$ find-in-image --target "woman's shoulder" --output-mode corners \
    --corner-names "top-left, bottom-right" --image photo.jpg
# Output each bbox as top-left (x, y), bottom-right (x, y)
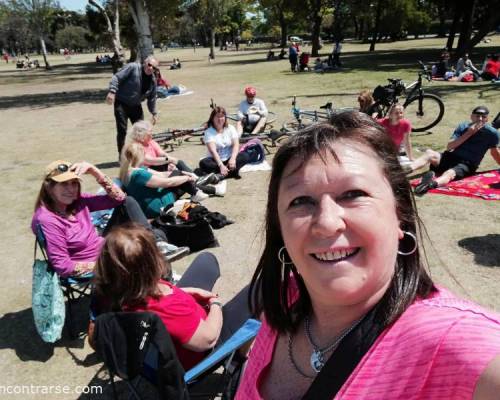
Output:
top-left (399, 287), bottom-right (500, 343)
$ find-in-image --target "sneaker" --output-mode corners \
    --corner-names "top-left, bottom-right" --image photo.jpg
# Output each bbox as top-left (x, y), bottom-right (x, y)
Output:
top-left (414, 171), bottom-right (436, 195)
top-left (196, 173), bottom-right (216, 186)
top-left (214, 180), bottom-right (227, 196)
top-left (191, 190), bottom-right (210, 202)
top-left (165, 246), bottom-right (190, 263)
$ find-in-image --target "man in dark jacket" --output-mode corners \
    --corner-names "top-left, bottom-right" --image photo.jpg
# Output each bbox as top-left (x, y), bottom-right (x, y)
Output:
top-left (106, 56), bottom-right (159, 155)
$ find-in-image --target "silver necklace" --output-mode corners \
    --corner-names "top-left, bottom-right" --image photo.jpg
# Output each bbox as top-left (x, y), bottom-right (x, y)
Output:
top-left (305, 316), bottom-right (363, 373)
top-left (287, 332), bottom-right (315, 379)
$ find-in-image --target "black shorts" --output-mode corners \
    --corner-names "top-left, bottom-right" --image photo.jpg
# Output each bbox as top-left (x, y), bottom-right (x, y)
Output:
top-left (431, 151), bottom-right (477, 180)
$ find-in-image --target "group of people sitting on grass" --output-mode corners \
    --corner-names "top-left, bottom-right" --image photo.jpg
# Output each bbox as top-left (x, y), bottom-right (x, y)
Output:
top-left (432, 49), bottom-right (500, 82)
top-left (356, 89), bottom-right (500, 195)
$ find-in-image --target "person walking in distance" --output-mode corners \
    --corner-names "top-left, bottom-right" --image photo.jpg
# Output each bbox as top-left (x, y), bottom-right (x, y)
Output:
top-left (106, 55), bottom-right (159, 157)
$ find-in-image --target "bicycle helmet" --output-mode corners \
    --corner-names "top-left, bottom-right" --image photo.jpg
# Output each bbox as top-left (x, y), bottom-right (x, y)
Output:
top-left (244, 86), bottom-right (257, 97)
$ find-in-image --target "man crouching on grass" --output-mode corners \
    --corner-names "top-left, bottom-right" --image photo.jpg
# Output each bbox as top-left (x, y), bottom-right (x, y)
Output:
top-left (410, 105), bottom-right (500, 195)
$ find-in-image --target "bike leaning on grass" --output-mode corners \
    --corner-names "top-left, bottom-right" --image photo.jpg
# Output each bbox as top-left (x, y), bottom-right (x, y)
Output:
top-left (373, 61), bottom-right (445, 133)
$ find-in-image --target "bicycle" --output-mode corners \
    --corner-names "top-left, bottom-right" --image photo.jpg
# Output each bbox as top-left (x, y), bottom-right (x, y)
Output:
top-left (152, 126), bottom-right (205, 151)
top-left (373, 61), bottom-right (445, 133)
top-left (281, 96), bottom-right (356, 132)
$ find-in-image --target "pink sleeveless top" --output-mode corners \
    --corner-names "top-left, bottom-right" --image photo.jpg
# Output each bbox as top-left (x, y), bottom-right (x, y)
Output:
top-left (236, 287), bottom-right (500, 399)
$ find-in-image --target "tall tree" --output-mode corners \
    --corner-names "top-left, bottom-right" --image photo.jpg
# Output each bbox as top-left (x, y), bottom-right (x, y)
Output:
top-left (127, 0), bottom-right (153, 60)
top-left (88, 0), bottom-right (125, 71)
top-left (8, 0), bottom-right (60, 69)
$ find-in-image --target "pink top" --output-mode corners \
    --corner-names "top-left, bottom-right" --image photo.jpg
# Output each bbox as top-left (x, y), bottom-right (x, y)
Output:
top-left (32, 193), bottom-right (122, 277)
top-left (377, 118), bottom-right (412, 147)
top-left (128, 281), bottom-right (208, 370)
top-left (143, 140), bottom-right (163, 166)
top-left (236, 287), bottom-right (500, 399)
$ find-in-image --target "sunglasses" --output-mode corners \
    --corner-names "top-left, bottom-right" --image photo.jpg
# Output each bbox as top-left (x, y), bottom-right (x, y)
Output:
top-left (147, 62), bottom-right (158, 70)
top-left (47, 163), bottom-right (71, 178)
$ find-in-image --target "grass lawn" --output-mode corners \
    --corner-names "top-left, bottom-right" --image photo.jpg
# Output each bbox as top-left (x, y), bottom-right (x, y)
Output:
top-left (0, 35), bottom-right (499, 397)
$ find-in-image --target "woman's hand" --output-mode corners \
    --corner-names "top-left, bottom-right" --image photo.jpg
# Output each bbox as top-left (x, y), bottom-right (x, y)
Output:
top-left (182, 287), bottom-right (218, 302)
top-left (219, 163), bottom-right (229, 176)
top-left (228, 157), bottom-right (236, 170)
top-left (70, 162), bottom-right (98, 177)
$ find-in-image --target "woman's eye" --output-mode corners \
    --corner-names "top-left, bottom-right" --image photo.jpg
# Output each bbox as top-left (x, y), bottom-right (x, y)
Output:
top-left (289, 196), bottom-right (314, 208)
top-left (340, 190), bottom-right (367, 200)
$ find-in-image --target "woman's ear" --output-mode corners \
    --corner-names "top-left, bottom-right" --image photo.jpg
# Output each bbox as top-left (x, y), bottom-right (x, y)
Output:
top-left (398, 226), bottom-right (404, 240)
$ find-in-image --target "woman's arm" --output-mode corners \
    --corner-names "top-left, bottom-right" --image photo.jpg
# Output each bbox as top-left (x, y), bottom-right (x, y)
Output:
top-left (183, 298), bottom-right (223, 352)
top-left (228, 137), bottom-right (240, 170)
top-left (71, 162), bottom-right (126, 203)
top-left (146, 171), bottom-right (194, 188)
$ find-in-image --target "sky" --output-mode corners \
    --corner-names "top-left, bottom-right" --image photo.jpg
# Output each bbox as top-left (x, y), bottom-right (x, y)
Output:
top-left (58, 0), bottom-right (89, 12)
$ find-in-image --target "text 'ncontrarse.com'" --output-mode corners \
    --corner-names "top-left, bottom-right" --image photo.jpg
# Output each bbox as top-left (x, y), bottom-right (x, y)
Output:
top-left (0, 385), bottom-right (103, 395)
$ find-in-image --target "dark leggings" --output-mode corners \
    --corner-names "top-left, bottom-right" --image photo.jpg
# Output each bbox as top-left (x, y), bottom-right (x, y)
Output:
top-left (176, 252), bottom-right (252, 345)
top-left (150, 160), bottom-right (194, 174)
top-left (169, 169), bottom-right (197, 196)
top-left (199, 152), bottom-right (251, 178)
top-left (103, 196), bottom-right (167, 241)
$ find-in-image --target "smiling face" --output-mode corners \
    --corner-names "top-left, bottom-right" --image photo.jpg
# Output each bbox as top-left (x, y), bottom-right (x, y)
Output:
top-left (277, 140), bottom-right (403, 310)
top-left (49, 179), bottom-right (80, 211)
top-left (388, 105), bottom-right (404, 124)
top-left (212, 111), bottom-right (227, 131)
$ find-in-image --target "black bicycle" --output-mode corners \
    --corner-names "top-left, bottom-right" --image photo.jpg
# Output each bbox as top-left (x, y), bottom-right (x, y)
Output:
top-left (152, 126), bottom-right (205, 150)
top-left (373, 61), bottom-right (445, 133)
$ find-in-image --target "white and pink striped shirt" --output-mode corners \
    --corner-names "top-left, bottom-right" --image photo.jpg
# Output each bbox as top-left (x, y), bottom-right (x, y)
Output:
top-left (236, 287), bottom-right (500, 399)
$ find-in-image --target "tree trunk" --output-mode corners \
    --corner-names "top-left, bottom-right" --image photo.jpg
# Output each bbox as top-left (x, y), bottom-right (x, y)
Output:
top-left (209, 28), bottom-right (215, 60)
top-left (310, 0), bottom-right (323, 57)
top-left (370, 0), bottom-right (383, 51)
top-left (279, 11), bottom-right (288, 48)
top-left (128, 0), bottom-right (153, 61)
top-left (456, 0), bottom-right (476, 52)
top-left (39, 36), bottom-right (51, 70)
top-left (88, 0), bottom-right (125, 73)
top-left (456, 2), bottom-right (499, 56)
top-left (446, 5), bottom-right (462, 50)
top-left (436, 3), bottom-right (447, 37)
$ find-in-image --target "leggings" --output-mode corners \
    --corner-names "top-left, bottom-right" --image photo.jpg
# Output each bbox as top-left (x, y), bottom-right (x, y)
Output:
top-left (150, 160), bottom-right (194, 174)
top-left (176, 252), bottom-right (252, 346)
top-left (199, 152), bottom-right (251, 178)
top-left (103, 196), bottom-right (167, 241)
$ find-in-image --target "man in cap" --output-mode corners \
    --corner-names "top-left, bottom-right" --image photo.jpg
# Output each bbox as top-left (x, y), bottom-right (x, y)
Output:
top-left (106, 55), bottom-right (159, 156)
top-left (413, 105), bottom-right (500, 195)
top-left (236, 86), bottom-right (268, 136)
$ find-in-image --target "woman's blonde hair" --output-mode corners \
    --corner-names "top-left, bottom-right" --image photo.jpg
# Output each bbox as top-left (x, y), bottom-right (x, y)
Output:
top-left (119, 141), bottom-right (145, 184)
top-left (128, 120), bottom-right (153, 144)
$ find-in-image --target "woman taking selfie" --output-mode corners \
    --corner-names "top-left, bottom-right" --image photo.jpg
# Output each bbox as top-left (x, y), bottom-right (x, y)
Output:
top-left (237, 113), bottom-right (500, 399)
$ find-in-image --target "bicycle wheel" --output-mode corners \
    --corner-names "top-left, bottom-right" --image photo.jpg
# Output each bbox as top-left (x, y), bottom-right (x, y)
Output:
top-left (404, 94), bottom-right (445, 132)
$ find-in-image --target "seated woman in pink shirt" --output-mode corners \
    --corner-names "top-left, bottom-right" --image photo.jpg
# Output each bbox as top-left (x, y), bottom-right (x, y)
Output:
top-left (237, 113), bottom-right (500, 399)
top-left (31, 160), bottom-right (127, 277)
top-left (128, 119), bottom-right (196, 174)
top-left (377, 104), bottom-right (413, 163)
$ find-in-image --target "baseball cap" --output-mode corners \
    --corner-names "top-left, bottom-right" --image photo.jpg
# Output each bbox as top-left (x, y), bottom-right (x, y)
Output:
top-left (45, 160), bottom-right (80, 182)
top-left (244, 86), bottom-right (256, 97)
top-left (472, 106), bottom-right (489, 115)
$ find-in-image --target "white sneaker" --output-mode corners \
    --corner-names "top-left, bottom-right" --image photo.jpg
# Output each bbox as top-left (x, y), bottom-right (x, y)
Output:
top-left (214, 180), bottom-right (227, 196)
top-left (191, 190), bottom-right (210, 202)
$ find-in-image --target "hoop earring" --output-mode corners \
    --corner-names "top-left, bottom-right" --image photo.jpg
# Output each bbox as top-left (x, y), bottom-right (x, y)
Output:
top-left (278, 246), bottom-right (294, 265)
top-left (398, 231), bottom-right (417, 256)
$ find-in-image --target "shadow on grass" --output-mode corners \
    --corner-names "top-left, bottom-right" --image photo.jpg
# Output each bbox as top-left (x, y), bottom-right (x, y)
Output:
top-left (0, 297), bottom-right (91, 362)
top-left (0, 88), bottom-right (108, 110)
top-left (458, 234), bottom-right (500, 267)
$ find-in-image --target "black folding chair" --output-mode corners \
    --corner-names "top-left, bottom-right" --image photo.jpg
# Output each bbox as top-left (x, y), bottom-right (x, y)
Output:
top-left (94, 311), bottom-right (261, 400)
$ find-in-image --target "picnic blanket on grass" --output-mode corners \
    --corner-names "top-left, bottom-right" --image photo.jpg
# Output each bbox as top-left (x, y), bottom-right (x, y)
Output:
top-left (411, 169), bottom-right (500, 200)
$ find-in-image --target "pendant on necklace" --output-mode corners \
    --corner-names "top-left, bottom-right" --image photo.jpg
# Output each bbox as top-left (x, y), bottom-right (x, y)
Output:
top-left (310, 350), bottom-right (324, 373)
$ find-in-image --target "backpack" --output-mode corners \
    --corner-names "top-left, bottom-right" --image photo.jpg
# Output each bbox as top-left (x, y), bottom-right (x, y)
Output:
top-left (240, 138), bottom-right (266, 164)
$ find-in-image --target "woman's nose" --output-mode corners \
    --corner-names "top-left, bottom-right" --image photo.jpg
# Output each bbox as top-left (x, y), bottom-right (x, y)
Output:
top-left (311, 197), bottom-right (346, 237)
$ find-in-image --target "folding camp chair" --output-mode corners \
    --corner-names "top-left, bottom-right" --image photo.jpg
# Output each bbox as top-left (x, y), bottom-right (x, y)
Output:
top-left (34, 225), bottom-right (93, 339)
top-left (94, 311), bottom-right (261, 400)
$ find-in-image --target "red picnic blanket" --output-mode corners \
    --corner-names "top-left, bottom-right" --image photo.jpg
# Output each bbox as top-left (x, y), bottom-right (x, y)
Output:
top-left (411, 169), bottom-right (500, 200)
